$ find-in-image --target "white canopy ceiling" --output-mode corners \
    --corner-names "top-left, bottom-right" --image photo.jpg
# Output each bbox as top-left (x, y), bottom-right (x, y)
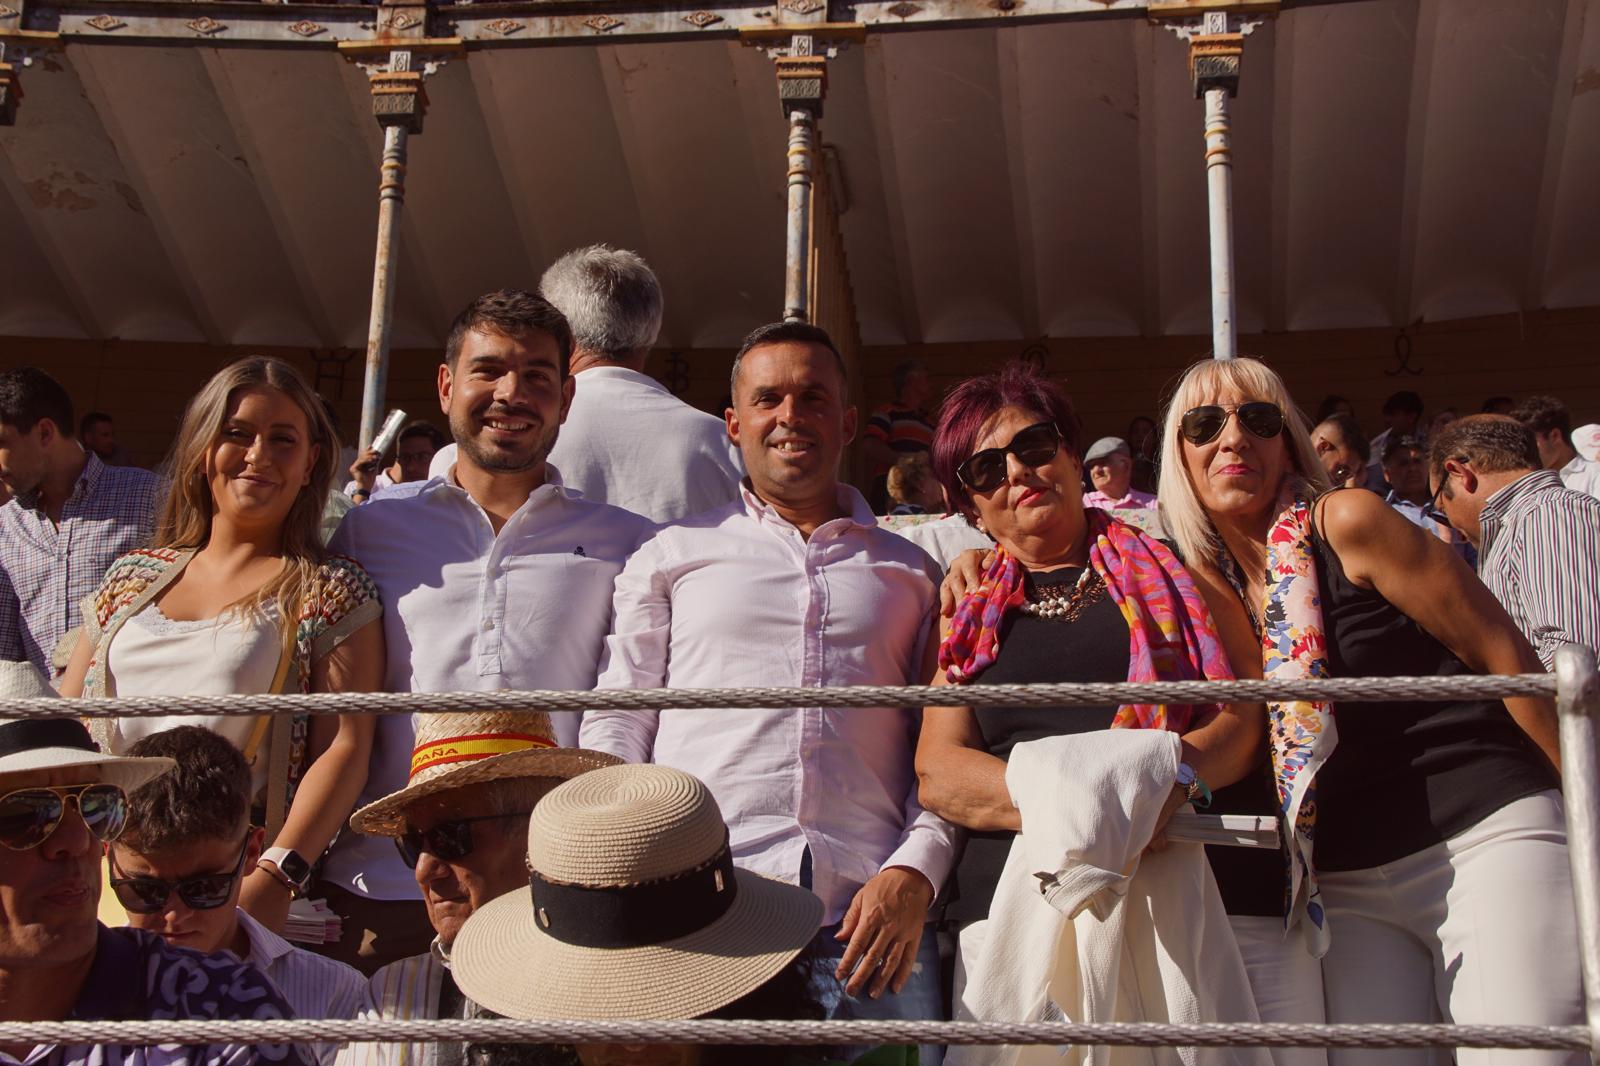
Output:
top-left (2, 0), bottom-right (1597, 350)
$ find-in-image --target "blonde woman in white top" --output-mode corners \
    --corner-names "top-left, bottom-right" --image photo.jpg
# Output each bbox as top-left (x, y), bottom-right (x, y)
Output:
top-left (62, 356), bottom-right (385, 934)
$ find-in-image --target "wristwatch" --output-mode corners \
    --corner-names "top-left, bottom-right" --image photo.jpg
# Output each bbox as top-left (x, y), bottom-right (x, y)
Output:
top-left (1175, 763), bottom-right (1212, 809)
top-left (259, 847), bottom-right (313, 896)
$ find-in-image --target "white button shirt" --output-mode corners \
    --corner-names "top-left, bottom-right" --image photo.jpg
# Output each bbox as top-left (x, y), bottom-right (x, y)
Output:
top-left (580, 483), bottom-right (958, 924)
top-left (1559, 454), bottom-right (1600, 500)
top-left (233, 908), bottom-right (367, 1066)
top-left (548, 365), bottom-right (744, 523)
top-left (323, 466), bottom-right (653, 900)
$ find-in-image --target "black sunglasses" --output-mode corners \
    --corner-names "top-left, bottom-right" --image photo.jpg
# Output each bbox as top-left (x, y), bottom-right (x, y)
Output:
top-left (395, 812), bottom-right (531, 869)
top-left (109, 834), bottom-right (253, 914)
top-left (0, 783), bottom-right (128, 851)
top-left (957, 421), bottom-right (1064, 495)
top-left (1179, 402), bottom-right (1286, 446)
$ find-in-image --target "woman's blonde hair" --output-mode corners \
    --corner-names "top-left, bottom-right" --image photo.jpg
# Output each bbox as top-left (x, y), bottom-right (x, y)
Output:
top-left (153, 357), bottom-right (338, 619)
top-left (1156, 356), bottom-right (1330, 569)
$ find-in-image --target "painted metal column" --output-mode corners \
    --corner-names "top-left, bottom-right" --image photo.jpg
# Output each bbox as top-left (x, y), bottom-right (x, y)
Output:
top-left (784, 108), bottom-right (816, 323)
top-left (1555, 644), bottom-right (1600, 1065)
top-left (1162, 7), bottom-right (1269, 361)
top-left (360, 120), bottom-right (409, 449)
top-left (1202, 86), bottom-right (1236, 359)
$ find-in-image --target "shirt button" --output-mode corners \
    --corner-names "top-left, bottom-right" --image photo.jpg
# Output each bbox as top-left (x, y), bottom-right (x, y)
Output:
top-left (483, 619), bottom-right (496, 631)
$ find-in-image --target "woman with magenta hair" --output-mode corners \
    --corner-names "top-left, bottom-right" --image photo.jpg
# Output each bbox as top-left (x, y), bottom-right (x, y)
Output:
top-left (916, 362), bottom-right (1315, 1061)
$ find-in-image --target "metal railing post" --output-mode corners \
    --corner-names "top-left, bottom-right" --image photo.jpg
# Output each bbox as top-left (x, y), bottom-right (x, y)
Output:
top-left (1556, 643), bottom-right (1600, 1064)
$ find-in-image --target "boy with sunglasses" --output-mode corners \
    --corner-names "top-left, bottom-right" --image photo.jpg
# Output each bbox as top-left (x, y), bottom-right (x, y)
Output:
top-left (109, 727), bottom-right (366, 1065)
top-left (0, 663), bottom-right (310, 1066)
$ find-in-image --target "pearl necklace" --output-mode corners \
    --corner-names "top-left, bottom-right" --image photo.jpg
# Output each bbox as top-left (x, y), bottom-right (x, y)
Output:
top-left (1017, 568), bottom-right (1105, 622)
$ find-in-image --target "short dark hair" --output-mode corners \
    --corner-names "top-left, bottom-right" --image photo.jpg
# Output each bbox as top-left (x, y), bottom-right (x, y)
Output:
top-left (932, 361), bottom-right (1082, 521)
top-left (1381, 433), bottom-right (1425, 465)
top-left (79, 411), bottom-right (113, 438)
top-left (1315, 395), bottom-right (1352, 423)
top-left (729, 321), bottom-right (848, 395)
top-left (121, 726), bottom-right (252, 853)
top-left (1510, 395), bottom-right (1573, 445)
top-left (1480, 395), bottom-right (1514, 414)
top-left (444, 289), bottom-right (574, 378)
top-left (1428, 415), bottom-right (1541, 486)
top-left (398, 420), bottom-right (446, 450)
top-left (0, 367), bottom-right (75, 437)
top-left (1316, 412), bottom-right (1370, 463)
top-left (1382, 390), bottom-right (1424, 417)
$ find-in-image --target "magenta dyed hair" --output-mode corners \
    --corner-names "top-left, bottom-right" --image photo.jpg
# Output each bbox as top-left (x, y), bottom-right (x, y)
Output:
top-left (932, 361), bottom-right (1081, 519)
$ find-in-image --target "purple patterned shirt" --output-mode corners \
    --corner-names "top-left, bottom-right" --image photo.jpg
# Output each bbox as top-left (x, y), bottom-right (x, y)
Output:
top-left (0, 925), bottom-right (313, 1066)
top-left (0, 452), bottom-right (163, 673)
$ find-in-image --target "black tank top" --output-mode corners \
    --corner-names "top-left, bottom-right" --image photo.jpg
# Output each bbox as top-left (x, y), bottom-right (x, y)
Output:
top-left (942, 565), bottom-right (1284, 921)
top-left (1308, 501), bottom-right (1556, 871)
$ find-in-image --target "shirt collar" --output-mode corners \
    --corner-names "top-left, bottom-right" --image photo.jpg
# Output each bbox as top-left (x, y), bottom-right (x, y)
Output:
top-left (15, 450), bottom-right (102, 514)
top-left (574, 365), bottom-right (669, 395)
top-left (431, 935), bottom-right (452, 969)
top-left (72, 924), bottom-right (149, 1021)
top-left (232, 906), bottom-right (294, 968)
top-left (1479, 469), bottom-right (1564, 552)
top-left (427, 462), bottom-right (577, 506)
top-left (1561, 455), bottom-right (1593, 479)
top-left (739, 479), bottom-right (877, 533)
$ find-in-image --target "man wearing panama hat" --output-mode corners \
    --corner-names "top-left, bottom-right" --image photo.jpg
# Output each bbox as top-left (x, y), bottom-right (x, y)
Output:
top-left (0, 661), bottom-right (311, 1066)
top-left (339, 708), bottom-right (620, 1066)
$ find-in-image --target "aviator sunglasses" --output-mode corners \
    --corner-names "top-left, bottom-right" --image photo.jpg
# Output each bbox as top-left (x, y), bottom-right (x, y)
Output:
top-left (395, 811), bottom-right (532, 869)
top-left (109, 834), bottom-right (253, 914)
top-left (0, 782), bottom-right (128, 851)
top-left (957, 421), bottom-right (1064, 495)
top-left (1179, 402), bottom-right (1286, 446)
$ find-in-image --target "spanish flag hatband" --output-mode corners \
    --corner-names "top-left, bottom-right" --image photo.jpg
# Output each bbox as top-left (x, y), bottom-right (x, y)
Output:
top-left (348, 709), bottom-right (620, 838)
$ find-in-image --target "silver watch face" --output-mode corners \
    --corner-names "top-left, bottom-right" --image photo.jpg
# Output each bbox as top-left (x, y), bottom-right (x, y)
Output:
top-left (1176, 763), bottom-right (1197, 787)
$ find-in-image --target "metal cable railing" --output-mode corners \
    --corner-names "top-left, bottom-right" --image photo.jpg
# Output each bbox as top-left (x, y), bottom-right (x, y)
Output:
top-left (3, 645), bottom-right (1596, 1057)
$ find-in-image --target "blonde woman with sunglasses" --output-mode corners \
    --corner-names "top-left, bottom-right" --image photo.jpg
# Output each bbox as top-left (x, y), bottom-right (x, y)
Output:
top-left (1157, 357), bottom-right (1576, 1066)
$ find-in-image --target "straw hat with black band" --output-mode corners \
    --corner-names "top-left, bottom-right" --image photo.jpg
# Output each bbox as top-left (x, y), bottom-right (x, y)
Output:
top-left (349, 709), bottom-right (621, 837)
top-left (0, 661), bottom-right (173, 793)
top-left (451, 764), bottom-right (824, 1020)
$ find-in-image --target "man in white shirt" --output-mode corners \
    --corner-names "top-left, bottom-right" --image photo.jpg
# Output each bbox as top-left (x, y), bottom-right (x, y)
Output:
top-left (539, 244), bottom-right (743, 522)
top-left (1512, 395), bottom-right (1600, 500)
top-left (323, 289), bottom-right (653, 973)
top-left (581, 321), bottom-right (957, 1056)
top-left (110, 727), bottom-right (366, 1066)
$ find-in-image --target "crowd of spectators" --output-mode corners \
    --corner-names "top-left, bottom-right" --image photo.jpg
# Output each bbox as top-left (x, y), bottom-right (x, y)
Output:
top-left (1, 243), bottom-right (1596, 1066)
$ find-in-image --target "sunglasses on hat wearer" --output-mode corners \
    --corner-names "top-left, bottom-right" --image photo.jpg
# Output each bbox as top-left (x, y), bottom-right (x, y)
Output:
top-left (957, 421), bottom-right (1064, 495)
top-left (395, 811), bottom-right (532, 869)
top-left (108, 833), bottom-right (253, 914)
top-left (1179, 402), bottom-right (1286, 446)
top-left (0, 782), bottom-right (128, 851)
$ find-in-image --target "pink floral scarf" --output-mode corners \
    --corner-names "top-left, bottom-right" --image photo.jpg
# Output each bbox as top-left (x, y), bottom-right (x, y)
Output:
top-left (1218, 489), bottom-right (1338, 956)
top-left (938, 507), bottom-right (1234, 734)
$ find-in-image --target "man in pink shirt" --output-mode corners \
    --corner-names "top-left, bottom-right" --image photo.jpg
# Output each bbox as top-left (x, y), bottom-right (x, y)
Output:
top-left (1081, 436), bottom-right (1158, 511)
top-left (581, 321), bottom-right (956, 1056)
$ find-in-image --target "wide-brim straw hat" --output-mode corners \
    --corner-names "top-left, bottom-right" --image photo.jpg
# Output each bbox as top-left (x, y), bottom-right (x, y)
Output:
top-left (349, 709), bottom-right (620, 837)
top-left (451, 764), bottom-right (824, 1020)
top-left (0, 662), bottom-right (173, 793)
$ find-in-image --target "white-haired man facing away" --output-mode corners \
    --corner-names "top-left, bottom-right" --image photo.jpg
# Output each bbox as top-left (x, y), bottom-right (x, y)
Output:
top-left (539, 244), bottom-right (743, 523)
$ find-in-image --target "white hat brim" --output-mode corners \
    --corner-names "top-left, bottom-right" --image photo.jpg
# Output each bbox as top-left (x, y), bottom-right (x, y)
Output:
top-left (349, 746), bottom-right (622, 837)
top-left (450, 868), bottom-right (824, 1020)
top-left (0, 748), bottom-right (173, 794)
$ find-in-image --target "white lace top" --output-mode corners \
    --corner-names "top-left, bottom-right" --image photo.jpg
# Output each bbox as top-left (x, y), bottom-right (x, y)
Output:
top-left (106, 601), bottom-right (283, 793)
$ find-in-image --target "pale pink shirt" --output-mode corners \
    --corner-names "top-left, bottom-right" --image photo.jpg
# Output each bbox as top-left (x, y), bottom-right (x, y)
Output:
top-left (580, 483), bottom-right (957, 924)
top-left (1082, 488), bottom-right (1158, 511)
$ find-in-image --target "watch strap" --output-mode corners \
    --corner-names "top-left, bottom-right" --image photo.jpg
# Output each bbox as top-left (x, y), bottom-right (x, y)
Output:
top-left (260, 846), bottom-right (313, 892)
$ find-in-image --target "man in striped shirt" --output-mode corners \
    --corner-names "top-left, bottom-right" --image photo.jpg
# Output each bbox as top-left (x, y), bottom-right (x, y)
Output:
top-left (1429, 415), bottom-right (1600, 670)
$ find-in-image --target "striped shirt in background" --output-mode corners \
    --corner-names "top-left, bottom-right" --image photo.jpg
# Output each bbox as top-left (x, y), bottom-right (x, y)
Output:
top-left (234, 910), bottom-right (368, 1066)
top-left (0, 452), bottom-right (163, 674)
top-left (864, 404), bottom-right (934, 477)
top-left (1476, 469), bottom-right (1600, 670)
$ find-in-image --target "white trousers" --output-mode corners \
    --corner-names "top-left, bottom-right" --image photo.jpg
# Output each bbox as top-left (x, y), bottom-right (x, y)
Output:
top-left (1318, 791), bottom-right (1584, 1066)
top-left (1229, 915), bottom-right (1328, 1066)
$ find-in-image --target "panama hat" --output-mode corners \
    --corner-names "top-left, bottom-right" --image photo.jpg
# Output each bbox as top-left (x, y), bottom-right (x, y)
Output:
top-left (0, 662), bottom-right (173, 793)
top-left (451, 764), bottom-right (824, 1020)
top-left (349, 709), bottom-right (620, 837)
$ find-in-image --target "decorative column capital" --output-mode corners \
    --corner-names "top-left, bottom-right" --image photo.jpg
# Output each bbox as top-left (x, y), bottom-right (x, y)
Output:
top-left (338, 38), bottom-right (462, 133)
top-left (1151, 4), bottom-right (1274, 98)
top-left (744, 26), bottom-right (862, 118)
